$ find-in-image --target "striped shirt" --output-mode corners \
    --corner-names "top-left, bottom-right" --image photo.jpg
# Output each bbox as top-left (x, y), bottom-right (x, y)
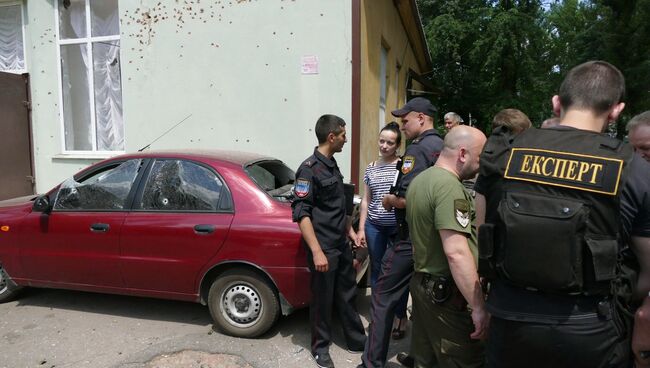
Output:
top-left (363, 161), bottom-right (399, 226)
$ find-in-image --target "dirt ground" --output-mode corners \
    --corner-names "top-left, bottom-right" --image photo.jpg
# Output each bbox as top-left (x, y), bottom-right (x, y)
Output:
top-left (0, 287), bottom-right (410, 368)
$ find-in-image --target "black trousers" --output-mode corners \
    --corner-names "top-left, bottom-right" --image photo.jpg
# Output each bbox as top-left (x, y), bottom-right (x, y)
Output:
top-left (362, 239), bottom-right (413, 368)
top-left (307, 244), bottom-right (366, 355)
top-left (486, 311), bottom-right (631, 368)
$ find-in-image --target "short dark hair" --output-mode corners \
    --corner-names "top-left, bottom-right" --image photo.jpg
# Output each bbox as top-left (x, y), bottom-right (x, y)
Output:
top-left (559, 60), bottom-right (625, 115)
top-left (315, 114), bottom-right (346, 144)
top-left (381, 121), bottom-right (402, 146)
top-left (492, 108), bottom-right (531, 134)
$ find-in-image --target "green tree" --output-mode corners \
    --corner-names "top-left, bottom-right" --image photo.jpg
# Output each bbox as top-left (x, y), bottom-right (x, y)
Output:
top-left (418, 0), bottom-right (650, 135)
top-left (419, 0), bottom-right (553, 132)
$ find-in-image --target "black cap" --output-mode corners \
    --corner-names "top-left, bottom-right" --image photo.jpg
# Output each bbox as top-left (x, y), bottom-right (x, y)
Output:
top-left (391, 97), bottom-right (437, 118)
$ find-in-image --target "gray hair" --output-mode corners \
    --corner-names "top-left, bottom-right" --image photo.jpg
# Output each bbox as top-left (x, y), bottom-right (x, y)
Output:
top-left (627, 111), bottom-right (650, 132)
top-left (444, 112), bottom-right (464, 123)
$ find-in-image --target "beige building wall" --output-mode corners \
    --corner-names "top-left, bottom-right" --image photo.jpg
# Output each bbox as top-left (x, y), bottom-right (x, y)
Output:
top-left (358, 0), bottom-right (427, 187)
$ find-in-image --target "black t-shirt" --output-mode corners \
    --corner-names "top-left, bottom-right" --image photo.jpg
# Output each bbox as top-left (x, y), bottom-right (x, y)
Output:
top-left (476, 126), bottom-right (650, 322)
top-left (292, 148), bottom-right (347, 250)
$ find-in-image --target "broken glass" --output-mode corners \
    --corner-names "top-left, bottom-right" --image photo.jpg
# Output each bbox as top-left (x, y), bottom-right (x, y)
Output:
top-left (245, 160), bottom-right (295, 201)
top-left (54, 159), bottom-right (142, 210)
top-left (140, 160), bottom-right (223, 212)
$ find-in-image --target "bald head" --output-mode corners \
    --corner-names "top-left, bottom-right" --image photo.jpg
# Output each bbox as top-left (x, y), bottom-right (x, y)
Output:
top-left (437, 126), bottom-right (487, 180)
top-left (443, 125), bottom-right (485, 150)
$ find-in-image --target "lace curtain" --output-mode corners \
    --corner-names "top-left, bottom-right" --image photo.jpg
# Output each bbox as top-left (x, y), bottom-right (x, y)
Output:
top-left (60, 0), bottom-right (123, 151)
top-left (0, 5), bottom-right (24, 72)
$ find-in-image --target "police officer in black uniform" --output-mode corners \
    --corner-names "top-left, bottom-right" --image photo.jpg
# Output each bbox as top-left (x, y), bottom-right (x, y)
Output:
top-left (358, 97), bottom-right (444, 368)
top-left (292, 114), bottom-right (366, 368)
top-left (476, 60), bottom-right (650, 368)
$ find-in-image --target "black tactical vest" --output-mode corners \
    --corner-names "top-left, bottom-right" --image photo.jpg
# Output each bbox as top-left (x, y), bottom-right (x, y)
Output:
top-left (490, 127), bottom-right (633, 296)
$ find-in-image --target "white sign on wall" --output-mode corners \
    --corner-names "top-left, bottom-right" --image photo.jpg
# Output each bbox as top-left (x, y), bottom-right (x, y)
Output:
top-left (301, 55), bottom-right (319, 74)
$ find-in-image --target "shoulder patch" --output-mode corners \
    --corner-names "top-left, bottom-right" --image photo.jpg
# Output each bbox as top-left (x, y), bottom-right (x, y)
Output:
top-left (454, 199), bottom-right (470, 228)
top-left (402, 155), bottom-right (415, 174)
top-left (294, 178), bottom-right (311, 198)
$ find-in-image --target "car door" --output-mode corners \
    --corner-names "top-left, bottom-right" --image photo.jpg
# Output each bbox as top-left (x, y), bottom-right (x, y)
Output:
top-left (119, 159), bottom-right (234, 296)
top-left (18, 159), bottom-right (145, 288)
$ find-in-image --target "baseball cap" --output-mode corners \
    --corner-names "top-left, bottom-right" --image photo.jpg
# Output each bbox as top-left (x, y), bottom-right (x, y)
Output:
top-left (391, 97), bottom-right (438, 118)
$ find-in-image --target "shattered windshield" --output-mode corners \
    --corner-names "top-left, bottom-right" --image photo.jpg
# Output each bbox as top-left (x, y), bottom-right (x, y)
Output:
top-left (244, 160), bottom-right (295, 202)
top-left (54, 159), bottom-right (143, 211)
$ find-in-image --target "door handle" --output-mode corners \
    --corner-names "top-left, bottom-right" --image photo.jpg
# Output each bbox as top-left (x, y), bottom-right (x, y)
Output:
top-left (90, 223), bottom-right (110, 232)
top-left (194, 224), bottom-right (215, 234)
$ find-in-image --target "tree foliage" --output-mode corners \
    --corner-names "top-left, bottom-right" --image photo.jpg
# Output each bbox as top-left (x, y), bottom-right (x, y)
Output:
top-left (417, 0), bottom-right (650, 136)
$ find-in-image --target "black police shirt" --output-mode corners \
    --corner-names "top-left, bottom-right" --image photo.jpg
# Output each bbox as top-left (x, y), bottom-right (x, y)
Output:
top-left (393, 129), bottom-right (444, 198)
top-left (476, 126), bottom-right (650, 322)
top-left (393, 129), bottom-right (443, 224)
top-left (292, 148), bottom-right (347, 250)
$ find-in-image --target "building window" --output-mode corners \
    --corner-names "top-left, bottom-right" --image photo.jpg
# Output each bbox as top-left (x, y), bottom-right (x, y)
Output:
top-left (56, 0), bottom-right (124, 153)
top-left (0, 2), bottom-right (25, 73)
top-left (379, 44), bottom-right (388, 129)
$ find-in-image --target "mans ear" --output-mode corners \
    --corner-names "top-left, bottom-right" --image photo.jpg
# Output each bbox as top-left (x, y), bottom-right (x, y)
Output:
top-left (551, 95), bottom-right (562, 118)
top-left (459, 147), bottom-right (468, 163)
top-left (608, 102), bottom-right (625, 123)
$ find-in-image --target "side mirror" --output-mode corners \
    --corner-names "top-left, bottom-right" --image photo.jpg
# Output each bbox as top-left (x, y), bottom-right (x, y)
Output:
top-left (33, 195), bottom-right (52, 213)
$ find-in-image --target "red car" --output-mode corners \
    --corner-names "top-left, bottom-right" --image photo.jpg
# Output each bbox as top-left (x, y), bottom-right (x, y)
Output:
top-left (0, 150), bottom-right (365, 337)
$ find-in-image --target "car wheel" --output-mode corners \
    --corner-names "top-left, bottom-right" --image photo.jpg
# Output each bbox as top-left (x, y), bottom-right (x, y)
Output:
top-left (0, 266), bottom-right (21, 303)
top-left (208, 269), bottom-right (280, 338)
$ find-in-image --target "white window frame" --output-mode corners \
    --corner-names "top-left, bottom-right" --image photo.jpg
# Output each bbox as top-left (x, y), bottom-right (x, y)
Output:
top-left (0, 1), bottom-right (27, 74)
top-left (54, 0), bottom-right (124, 157)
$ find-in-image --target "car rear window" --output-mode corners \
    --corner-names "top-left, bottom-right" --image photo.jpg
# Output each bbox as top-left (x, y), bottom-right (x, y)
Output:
top-left (245, 160), bottom-right (295, 202)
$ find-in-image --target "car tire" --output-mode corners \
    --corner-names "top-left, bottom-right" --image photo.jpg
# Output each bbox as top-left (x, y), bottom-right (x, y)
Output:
top-left (0, 266), bottom-right (22, 303)
top-left (208, 269), bottom-right (280, 338)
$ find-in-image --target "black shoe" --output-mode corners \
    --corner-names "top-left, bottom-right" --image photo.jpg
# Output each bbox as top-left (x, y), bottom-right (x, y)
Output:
top-left (396, 352), bottom-right (415, 368)
top-left (311, 352), bottom-right (335, 368)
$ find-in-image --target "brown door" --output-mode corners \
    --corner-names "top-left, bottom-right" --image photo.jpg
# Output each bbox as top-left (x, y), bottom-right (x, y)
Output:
top-left (0, 72), bottom-right (34, 200)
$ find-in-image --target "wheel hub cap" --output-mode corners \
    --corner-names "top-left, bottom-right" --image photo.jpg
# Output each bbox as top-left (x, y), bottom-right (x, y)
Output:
top-left (0, 268), bottom-right (7, 292)
top-left (222, 284), bottom-right (261, 327)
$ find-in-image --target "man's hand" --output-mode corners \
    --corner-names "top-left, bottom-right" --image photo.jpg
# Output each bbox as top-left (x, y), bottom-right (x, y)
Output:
top-left (297, 217), bottom-right (329, 272)
top-left (469, 306), bottom-right (490, 340)
top-left (313, 250), bottom-right (329, 272)
top-left (382, 194), bottom-right (396, 211)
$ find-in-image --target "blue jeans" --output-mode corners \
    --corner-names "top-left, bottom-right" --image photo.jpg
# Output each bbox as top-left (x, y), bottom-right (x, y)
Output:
top-left (365, 221), bottom-right (408, 318)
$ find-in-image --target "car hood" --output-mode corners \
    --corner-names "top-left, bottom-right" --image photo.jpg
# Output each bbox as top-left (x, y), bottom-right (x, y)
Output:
top-left (0, 195), bottom-right (37, 210)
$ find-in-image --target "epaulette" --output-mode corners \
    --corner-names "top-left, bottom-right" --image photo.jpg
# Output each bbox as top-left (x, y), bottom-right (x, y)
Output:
top-left (303, 159), bottom-right (316, 167)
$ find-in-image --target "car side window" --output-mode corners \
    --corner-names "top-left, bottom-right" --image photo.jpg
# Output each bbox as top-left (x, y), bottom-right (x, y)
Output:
top-left (54, 159), bottom-right (143, 211)
top-left (140, 160), bottom-right (224, 212)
